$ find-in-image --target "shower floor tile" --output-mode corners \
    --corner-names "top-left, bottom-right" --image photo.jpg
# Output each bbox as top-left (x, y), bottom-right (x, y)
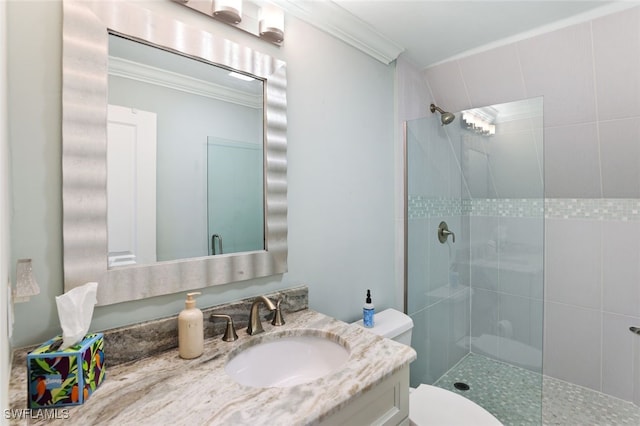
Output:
top-left (433, 353), bottom-right (640, 426)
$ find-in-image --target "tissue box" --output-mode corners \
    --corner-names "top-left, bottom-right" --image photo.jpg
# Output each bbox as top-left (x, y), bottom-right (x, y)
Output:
top-left (27, 333), bottom-right (105, 408)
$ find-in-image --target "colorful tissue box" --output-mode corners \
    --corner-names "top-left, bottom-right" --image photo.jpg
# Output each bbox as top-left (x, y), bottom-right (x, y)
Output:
top-left (27, 333), bottom-right (105, 408)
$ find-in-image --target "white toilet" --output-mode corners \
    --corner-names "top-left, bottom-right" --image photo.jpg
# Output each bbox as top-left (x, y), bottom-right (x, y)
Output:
top-left (354, 309), bottom-right (503, 426)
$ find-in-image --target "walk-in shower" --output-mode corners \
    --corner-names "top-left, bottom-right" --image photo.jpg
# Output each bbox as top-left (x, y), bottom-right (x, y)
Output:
top-left (405, 97), bottom-right (545, 424)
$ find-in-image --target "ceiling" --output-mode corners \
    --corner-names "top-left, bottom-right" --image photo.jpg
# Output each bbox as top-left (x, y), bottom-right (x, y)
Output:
top-left (330, 1), bottom-right (621, 69)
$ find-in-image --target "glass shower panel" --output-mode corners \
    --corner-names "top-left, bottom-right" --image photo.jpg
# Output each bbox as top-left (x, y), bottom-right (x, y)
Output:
top-left (406, 97), bottom-right (544, 425)
top-left (463, 98), bottom-right (544, 373)
top-left (406, 116), bottom-right (471, 387)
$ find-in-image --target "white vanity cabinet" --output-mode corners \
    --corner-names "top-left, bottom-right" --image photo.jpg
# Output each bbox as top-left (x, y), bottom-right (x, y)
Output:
top-left (319, 365), bottom-right (410, 426)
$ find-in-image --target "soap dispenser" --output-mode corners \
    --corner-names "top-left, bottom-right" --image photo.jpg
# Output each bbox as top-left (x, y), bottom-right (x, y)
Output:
top-left (178, 292), bottom-right (204, 359)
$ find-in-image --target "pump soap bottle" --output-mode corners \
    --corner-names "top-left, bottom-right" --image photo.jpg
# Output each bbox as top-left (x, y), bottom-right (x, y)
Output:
top-left (363, 289), bottom-right (375, 328)
top-left (178, 292), bottom-right (204, 359)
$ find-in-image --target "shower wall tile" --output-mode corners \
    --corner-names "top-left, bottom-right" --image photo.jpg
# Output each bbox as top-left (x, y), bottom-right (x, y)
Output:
top-left (517, 22), bottom-right (597, 127)
top-left (427, 215), bottom-right (459, 300)
top-left (407, 119), bottom-right (447, 197)
top-left (458, 44), bottom-right (526, 108)
top-left (407, 116), bottom-right (467, 200)
top-left (443, 123), bottom-right (469, 199)
top-left (451, 287), bottom-right (471, 364)
top-left (407, 218), bottom-right (430, 314)
top-left (602, 312), bottom-right (636, 402)
top-left (592, 7), bottom-right (640, 121)
top-left (498, 293), bottom-right (531, 344)
top-left (499, 216), bottom-right (544, 247)
top-left (599, 117), bottom-right (640, 198)
top-left (409, 307), bottom-right (430, 386)
top-left (423, 61), bottom-right (472, 113)
top-left (488, 126), bottom-right (543, 198)
top-left (500, 266), bottom-right (543, 301)
top-left (545, 218), bottom-right (602, 309)
top-left (396, 55), bottom-right (432, 122)
top-left (498, 220), bottom-right (544, 301)
top-left (427, 217), bottom-right (451, 290)
top-left (426, 298), bottom-right (457, 381)
top-left (602, 220), bottom-right (640, 318)
top-left (544, 123), bottom-right (602, 198)
top-left (410, 290), bottom-right (471, 388)
top-left (469, 215), bottom-right (500, 292)
top-left (499, 293), bottom-right (543, 372)
top-left (471, 287), bottom-right (499, 340)
top-left (544, 301), bottom-right (602, 391)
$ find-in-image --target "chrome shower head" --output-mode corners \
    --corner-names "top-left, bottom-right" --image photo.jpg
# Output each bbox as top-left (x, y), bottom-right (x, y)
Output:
top-left (430, 103), bottom-right (455, 125)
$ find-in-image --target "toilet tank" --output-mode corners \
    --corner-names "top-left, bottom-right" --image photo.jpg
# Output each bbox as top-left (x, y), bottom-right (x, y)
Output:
top-left (354, 308), bottom-right (413, 346)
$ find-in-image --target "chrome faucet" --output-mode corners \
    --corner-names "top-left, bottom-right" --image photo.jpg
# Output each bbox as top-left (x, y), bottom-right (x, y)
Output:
top-left (247, 295), bottom-right (276, 335)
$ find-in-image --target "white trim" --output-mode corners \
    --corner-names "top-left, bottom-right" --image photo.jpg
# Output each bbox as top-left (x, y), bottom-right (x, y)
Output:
top-left (272, 0), bottom-right (404, 64)
top-left (109, 56), bottom-right (263, 109)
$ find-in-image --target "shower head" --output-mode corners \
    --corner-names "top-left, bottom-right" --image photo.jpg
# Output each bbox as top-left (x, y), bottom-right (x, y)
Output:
top-left (430, 103), bottom-right (455, 125)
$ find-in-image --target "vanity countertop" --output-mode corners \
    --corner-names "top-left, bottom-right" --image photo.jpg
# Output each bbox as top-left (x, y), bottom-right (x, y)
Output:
top-left (9, 309), bottom-right (416, 425)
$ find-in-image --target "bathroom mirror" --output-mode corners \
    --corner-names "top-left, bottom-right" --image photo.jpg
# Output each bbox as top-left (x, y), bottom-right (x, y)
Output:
top-left (107, 34), bottom-right (265, 266)
top-left (62, 0), bottom-right (287, 305)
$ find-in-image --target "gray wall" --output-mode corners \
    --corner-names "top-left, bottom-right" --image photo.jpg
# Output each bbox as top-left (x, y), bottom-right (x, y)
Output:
top-left (8, 1), bottom-right (396, 348)
top-left (422, 6), bottom-right (640, 403)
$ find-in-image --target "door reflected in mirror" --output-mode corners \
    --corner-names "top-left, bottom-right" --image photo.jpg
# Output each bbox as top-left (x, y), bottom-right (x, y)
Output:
top-left (107, 34), bottom-right (264, 268)
top-left (207, 137), bottom-right (264, 256)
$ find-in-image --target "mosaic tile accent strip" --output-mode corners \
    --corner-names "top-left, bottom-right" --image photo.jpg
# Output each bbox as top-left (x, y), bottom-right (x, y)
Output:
top-left (545, 198), bottom-right (640, 221)
top-left (465, 198), bottom-right (544, 218)
top-left (408, 196), bottom-right (463, 219)
top-left (434, 353), bottom-right (640, 426)
top-left (409, 197), bottom-right (640, 221)
top-left (408, 197), bottom-right (544, 219)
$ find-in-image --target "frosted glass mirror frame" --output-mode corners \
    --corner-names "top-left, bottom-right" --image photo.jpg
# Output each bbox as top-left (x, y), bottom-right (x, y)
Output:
top-left (62, 0), bottom-right (287, 305)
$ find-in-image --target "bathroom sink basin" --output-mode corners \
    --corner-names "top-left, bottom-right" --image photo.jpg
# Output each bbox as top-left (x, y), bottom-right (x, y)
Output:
top-left (225, 333), bottom-right (349, 388)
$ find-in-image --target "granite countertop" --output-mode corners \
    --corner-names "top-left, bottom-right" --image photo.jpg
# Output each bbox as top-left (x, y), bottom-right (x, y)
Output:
top-left (9, 309), bottom-right (416, 425)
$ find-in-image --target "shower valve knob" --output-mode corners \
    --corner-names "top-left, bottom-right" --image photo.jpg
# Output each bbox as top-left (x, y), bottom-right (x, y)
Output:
top-left (438, 221), bottom-right (455, 244)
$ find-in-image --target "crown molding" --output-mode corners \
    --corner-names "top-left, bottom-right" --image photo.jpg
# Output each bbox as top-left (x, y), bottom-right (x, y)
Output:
top-left (272, 0), bottom-right (404, 65)
top-left (108, 56), bottom-right (263, 109)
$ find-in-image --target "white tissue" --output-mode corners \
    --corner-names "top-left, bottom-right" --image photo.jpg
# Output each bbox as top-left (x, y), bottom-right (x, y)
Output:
top-left (55, 282), bottom-right (98, 350)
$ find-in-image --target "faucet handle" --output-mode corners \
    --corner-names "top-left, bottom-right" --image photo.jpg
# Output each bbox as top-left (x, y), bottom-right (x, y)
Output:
top-left (271, 299), bottom-right (285, 326)
top-left (210, 314), bottom-right (239, 342)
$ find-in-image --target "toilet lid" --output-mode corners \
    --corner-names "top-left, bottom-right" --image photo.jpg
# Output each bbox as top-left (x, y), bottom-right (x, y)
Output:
top-left (409, 384), bottom-right (503, 426)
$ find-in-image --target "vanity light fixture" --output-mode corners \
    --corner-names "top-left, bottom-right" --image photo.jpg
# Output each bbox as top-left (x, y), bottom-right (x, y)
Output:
top-left (172, 0), bottom-right (284, 45)
top-left (14, 258), bottom-right (40, 303)
top-left (259, 3), bottom-right (284, 43)
top-left (213, 0), bottom-right (243, 24)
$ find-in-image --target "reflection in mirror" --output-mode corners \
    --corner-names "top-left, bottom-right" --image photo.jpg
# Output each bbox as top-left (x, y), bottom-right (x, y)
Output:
top-left (207, 137), bottom-right (264, 255)
top-left (460, 98), bottom-right (544, 199)
top-left (62, 0), bottom-right (287, 305)
top-left (106, 34), bottom-right (264, 266)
